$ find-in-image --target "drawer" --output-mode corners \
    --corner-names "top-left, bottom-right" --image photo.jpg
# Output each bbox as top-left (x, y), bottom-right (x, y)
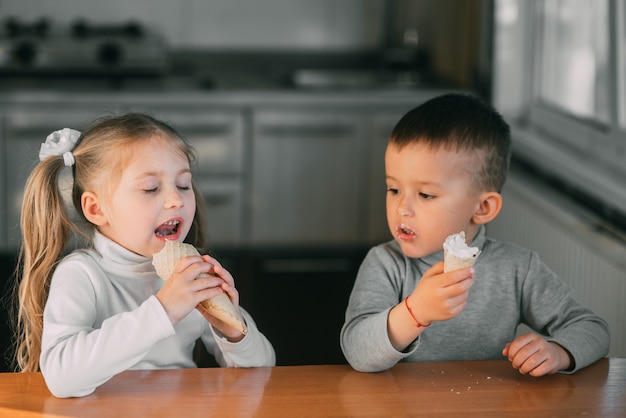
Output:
top-left (147, 109), bottom-right (245, 175)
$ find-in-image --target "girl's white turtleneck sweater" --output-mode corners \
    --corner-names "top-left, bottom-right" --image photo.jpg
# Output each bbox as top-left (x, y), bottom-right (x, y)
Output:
top-left (40, 232), bottom-right (275, 398)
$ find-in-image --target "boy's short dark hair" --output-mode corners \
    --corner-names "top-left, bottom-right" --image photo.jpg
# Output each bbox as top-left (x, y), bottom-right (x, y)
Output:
top-left (390, 93), bottom-right (512, 193)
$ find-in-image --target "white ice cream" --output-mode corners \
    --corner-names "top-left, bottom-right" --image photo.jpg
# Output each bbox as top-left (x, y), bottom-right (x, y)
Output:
top-left (443, 231), bottom-right (480, 259)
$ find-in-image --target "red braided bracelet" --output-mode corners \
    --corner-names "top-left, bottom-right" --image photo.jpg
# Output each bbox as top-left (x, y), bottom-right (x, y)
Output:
top-left (404, 296), bottom-right (431, 328)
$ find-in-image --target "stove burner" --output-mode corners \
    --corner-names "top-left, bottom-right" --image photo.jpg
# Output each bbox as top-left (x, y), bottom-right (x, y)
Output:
top-left (3, 17), bottom-right (50, 38)
top-left (71, 20), bottom-right (144, 39)
top-left (0, 18), bottom-right (168, 76)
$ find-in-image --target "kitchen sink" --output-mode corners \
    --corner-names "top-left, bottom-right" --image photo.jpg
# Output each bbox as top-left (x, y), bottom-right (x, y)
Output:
top-left (289, 68), bottom-right (423, 90)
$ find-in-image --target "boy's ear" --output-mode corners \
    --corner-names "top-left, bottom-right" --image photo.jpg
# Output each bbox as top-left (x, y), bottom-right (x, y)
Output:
top-left (81, 191), bottom-right (108, 226)
top-left (472, 191), bottom-right (503, 225)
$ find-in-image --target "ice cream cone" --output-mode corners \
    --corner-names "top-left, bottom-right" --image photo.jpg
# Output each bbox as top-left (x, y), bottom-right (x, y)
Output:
top-left (443, 232), bottom-right (481, 273)
top-left (443, 249), bottom-right (479, 272)
top-left (152, 240), bottom-right (247, 334)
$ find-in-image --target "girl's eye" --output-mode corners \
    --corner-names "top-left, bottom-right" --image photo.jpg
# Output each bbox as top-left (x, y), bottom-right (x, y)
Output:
top-left (177, 185), bottom-right (191, 191)
top-left (143, 187), bottom-right (158, 194)
top-left (419, 192), bottom-right (435, 200)
top-left (386, 187), bottom-right (399, 195)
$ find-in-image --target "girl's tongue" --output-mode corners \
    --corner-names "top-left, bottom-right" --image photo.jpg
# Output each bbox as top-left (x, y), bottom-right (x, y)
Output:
top-left (155, 220), bottom-right (180, 238)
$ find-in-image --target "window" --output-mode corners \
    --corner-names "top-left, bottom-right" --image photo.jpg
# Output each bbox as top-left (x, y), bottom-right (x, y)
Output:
top-left (620, 0), bottom-right (626, 128)
top-left (538, 0), bottom-right (610, 123)
top-left (493, 0), bottom-right (626, 222)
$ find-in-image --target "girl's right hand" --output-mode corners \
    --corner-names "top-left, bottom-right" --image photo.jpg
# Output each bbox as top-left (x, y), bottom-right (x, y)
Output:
top-left (155, 256), bottom-right (226, 325)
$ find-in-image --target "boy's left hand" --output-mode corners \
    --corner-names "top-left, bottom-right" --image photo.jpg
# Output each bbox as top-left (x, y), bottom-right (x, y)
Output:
top-left (502, 333), bottom-right (572, 376)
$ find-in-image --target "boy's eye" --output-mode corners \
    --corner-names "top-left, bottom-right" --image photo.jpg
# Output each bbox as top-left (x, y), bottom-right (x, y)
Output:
top-left (177, 185), bottom-right (191, 191)
top-left (386, 187), bottom-right (399, 195)
top-left (419, 192), bottom-right (434, 200)
top-left (143, 187), bottom-right (158, 194)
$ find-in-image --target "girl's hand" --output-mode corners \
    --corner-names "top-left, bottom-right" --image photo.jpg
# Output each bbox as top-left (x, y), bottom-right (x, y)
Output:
top-left (502, 333), bottom-right (573, 376)
top-left (155, 255), bottom-right (226, 325)
top-left (195, 256), bottom-right (245, 342)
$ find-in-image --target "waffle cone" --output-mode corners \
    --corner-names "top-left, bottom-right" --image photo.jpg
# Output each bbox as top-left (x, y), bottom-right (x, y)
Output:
top-left (443, 249), bottom-right (479, 273)
top-left (152, 240), bottom-right (247, 334)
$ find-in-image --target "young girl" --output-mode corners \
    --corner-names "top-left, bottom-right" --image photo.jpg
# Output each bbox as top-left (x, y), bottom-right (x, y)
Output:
top-left (15, 113), bottom-right (275, 398)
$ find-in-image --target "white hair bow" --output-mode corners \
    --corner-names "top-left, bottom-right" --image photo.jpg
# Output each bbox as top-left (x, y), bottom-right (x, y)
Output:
top-left (39, 128), bottom-right (82, 167)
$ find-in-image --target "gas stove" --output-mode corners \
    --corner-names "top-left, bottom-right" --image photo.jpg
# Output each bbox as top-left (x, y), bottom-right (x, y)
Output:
top-left (0, 18), bottom-right (168, 77)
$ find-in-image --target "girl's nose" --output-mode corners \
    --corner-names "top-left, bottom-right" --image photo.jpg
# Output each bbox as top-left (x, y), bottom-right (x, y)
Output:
top-left (164, 189), bottom-right (184, 209)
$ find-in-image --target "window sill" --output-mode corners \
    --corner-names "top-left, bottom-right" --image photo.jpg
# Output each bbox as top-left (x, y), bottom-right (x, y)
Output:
top-left (510, 125), bottom-right (626, 235)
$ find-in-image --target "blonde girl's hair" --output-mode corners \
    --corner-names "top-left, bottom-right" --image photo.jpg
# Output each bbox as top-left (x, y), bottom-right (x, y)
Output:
top-left (14, 113), bottom-right (207, 372)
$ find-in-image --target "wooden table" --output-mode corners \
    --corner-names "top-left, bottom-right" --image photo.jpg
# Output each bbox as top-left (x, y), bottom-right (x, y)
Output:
top-left (1, 359), bottom-right (624, 417)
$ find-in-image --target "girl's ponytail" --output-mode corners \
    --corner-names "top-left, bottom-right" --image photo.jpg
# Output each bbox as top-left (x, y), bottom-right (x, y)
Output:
top-left (15, 131), bottom-right (81, 372)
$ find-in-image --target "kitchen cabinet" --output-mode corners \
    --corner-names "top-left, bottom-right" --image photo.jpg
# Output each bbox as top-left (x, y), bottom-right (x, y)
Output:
top-left (250, 110), bottom-right (368, 246)
top-left (250, 107), bottom-right (413, 248)
top-left (366, 113), bottom-right (402, 244)
top-left (0, 251), bottom-right (17, 371)
top-left (0, 116), bottom-right (5, 250)
top-left (243, 247), bottom-right (368, 365)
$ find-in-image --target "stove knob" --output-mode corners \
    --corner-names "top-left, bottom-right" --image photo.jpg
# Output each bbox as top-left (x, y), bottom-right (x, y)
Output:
top-left (11, 41), bottom-right (37, 66)
top-left (124, 21), bottom-right (144, 38)
top-left (97, 42), bottom-right (123, 65)
top-left (5, 17), bottom-right (22, 37)
top-left (34, 18), bottom-right (50, 38)
top-left (71, 20), bottom-right (90, 39)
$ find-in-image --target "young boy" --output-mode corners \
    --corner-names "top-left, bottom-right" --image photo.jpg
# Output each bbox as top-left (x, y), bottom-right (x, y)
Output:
top-left (340, 93), bottom-right (610, 376)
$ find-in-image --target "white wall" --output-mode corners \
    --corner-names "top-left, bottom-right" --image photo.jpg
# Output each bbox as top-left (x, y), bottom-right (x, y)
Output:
top-left (0, 0), bottom-right (384, 49)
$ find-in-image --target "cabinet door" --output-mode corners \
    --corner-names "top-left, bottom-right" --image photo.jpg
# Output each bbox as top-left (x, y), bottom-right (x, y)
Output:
top-left (366, 113), bottom-right (400, 245)
top-left (143, 108), bottom-right (245, 175)
top-left (195, 180), bottom-right (243, 248)
top-left (251, 111), bottom-right (367, 246)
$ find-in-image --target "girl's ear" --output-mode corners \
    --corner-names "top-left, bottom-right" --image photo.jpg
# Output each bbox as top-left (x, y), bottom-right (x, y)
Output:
top-left (472, 191), bottom-right (503, 225)
top-left (81, 191), bottom-right (108, 226)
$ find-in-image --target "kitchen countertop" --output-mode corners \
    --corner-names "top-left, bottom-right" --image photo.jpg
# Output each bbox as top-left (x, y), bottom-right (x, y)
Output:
top-left (0, 84), bottom-right (457, 108)
top-left (0, 49), bottom-right (453, 107)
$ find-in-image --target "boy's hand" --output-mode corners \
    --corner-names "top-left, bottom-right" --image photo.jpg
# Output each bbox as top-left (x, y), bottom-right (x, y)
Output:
top-left (502, 333), bottom-right (573, 376)
top-left (410, 261), bottom-right (475, 324)
top-left (388, 261), bottom-right (474, 351)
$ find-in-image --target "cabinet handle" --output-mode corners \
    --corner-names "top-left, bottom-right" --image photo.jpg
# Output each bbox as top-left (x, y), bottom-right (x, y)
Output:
top-left (203, 193), bottom-right (234, 206)
top-left (260, 258), bottom-right (355, 274)
top-left (258, 124), bottom-right (354, 138)
top-left (185, 123), bottom-right (233, 136)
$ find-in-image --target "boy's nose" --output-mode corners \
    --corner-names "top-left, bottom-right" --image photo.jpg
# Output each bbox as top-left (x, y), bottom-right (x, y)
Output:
top-left (397, 199), bottom-right (413, 216)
